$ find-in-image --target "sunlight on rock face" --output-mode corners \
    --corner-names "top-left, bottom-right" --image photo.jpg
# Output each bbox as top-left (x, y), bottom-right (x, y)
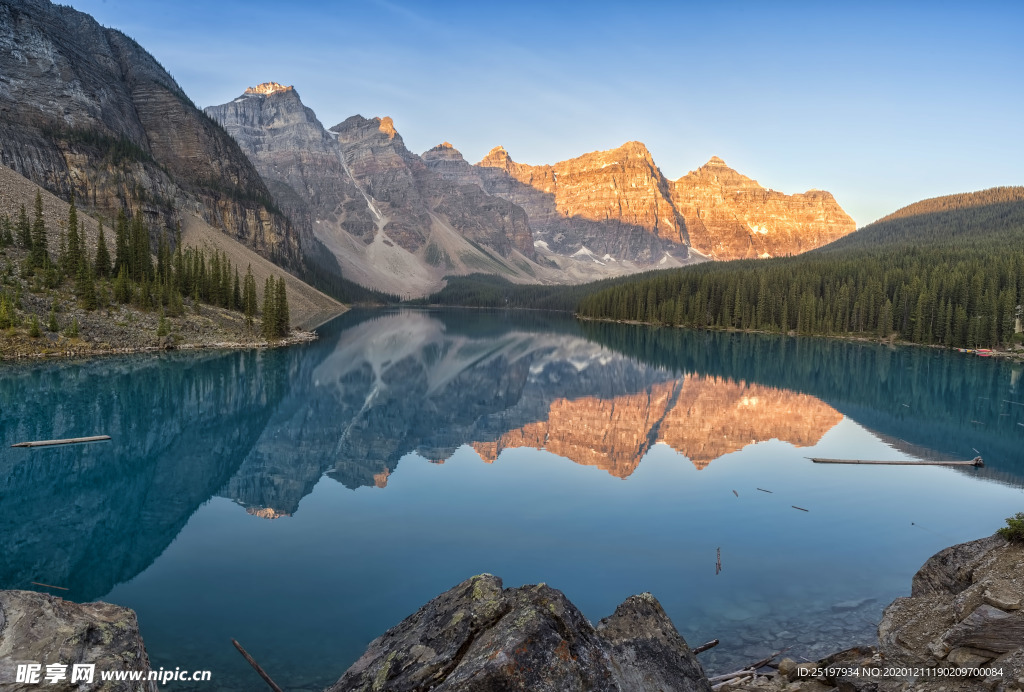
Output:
top-left (244, 82), bottom-right (293, 95)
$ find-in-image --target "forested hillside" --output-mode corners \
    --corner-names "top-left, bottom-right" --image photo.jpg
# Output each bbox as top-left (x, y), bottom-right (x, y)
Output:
top-left (576, 188), bottom-right (1024, 349)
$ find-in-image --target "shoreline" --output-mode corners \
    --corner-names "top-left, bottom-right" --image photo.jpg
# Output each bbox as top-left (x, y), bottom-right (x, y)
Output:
top-left (573, 313), bottom-right (1024, 361)
top-left (0, 329), bottom-right (320, 364)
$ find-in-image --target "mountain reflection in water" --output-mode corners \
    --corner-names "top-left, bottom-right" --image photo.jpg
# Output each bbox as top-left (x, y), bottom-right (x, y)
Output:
top-left (1, 308), bottom-right (1022, 687)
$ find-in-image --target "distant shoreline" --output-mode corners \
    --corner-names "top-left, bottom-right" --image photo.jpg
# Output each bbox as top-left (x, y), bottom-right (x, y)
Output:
top-left (573, 313), bottom-right (1024, 361)
top-left (0, 329), bottom-right (319, 364)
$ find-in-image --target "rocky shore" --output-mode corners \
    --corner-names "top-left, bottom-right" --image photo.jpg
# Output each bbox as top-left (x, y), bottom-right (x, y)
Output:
top-left (1, 533), bottom-right (1021, 691)
top-left (0, 590), bottom-right (155, 691)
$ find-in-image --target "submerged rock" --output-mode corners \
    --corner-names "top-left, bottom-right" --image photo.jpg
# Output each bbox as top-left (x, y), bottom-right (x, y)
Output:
top-left (325, 574), bottom-right (712, 691)
top-left (0, 590), bottom-right (155, 691)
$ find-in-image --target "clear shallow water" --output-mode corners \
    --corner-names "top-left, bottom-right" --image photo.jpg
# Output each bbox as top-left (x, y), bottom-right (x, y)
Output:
top-left (2, 309), bottom-right (1023, 690)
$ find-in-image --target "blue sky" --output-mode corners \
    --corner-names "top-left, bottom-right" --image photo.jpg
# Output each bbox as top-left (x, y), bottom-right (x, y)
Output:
top-left (68, 0), bottom-right (1022, 226)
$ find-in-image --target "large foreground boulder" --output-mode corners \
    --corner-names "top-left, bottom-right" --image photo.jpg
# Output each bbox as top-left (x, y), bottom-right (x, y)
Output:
top-left (0, 590), bottom-right (155, 691)
top-left (326, 574), bottom-right (712, 692)
top-left (876, 534), bottom-right (1024, 686)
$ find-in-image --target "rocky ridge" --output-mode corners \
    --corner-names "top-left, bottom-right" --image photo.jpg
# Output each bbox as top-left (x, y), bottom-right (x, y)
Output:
top-left (0, 0), bottom-right (299, 266)
top-left (206, 86), bottom-right (543, 297)
top-left (207, 80), bottom-right (855, 295)
top-left (670, 157), bottom-right (856, 259)
top-left (428, 141), bottom-right (691, 266)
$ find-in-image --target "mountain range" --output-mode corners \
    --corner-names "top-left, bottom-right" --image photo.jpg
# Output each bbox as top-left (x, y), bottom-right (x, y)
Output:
top-left (205, 82), bottom-right (856, 295)
top-left (0, 0), bottom-right (857, 300)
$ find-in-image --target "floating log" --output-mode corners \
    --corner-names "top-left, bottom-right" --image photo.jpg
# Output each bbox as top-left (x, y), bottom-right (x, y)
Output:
top-left (693, 639), bottom-right (720, 654)
top-left (811, 456), bottom-right (983, 467)
top-left (792, 506), bottom-right (809, 512)
top-left (756, 488), bottom-right (773, 494)
top-left (31, 582), bottom-right (68, 591)
top-left (231, 639), bottom-right (284, 692)
top-left (11, 435), bottom-right (111, 448)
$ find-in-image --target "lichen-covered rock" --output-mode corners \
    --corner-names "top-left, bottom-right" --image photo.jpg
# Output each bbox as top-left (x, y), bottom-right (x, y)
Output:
top-left (0, 590), bottom-right (155, 691)
top-left (326, 574), bottom-right (712, 692)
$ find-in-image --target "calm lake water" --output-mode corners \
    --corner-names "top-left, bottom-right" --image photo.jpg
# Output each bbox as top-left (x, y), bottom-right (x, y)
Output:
top-left (2, 309), bottom-right (1023, 690)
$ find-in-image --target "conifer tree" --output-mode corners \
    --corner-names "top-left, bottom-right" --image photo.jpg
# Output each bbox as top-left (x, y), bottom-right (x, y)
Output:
top-left (243, 265), bottom-right (257, 326)
top-left (95, 219), bottom-right (112, 278)
top-left (76, 257), bottom-right (97, 311)
top-left (276, 277), bottom-right (289, 335)
top-left (262, 276), bottom-right (277, 339)
top-left (66, 190), bottom-right (81, 277)
top-left (114, 265), bottom-right (132, 303)
top-left (232, 269), bottom-right (241, 312)
top-left (168, 287), bottom-right (184, 317)
top-left (221, 256), bottom-right (232, 308)
top-left (17, 204), bottom-right (31, 249)
top-left (114, 209), bottom-right (129, 274)
top-left (130, 212), bottom-right (153, 281)
top-left (29, 191), bottom-right (49, 269)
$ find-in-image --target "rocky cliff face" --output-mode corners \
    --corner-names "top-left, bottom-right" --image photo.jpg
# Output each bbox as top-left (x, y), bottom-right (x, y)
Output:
top-left (466, 142), bottom-right (690, 265)
top-left (203, 83), bottom-right (372, 245)
top-left (326, 574), bottom-right (712, 692)
top-left (0, 0), bottom-right (298, 264)
top-left (327, 114), bottom-right (536, 261)
top-left (206, 87), bottom-right (541, 296)
top-left (468, 145), bottom-right (855, 263)
top-left (670, 157), bottom-right (856, 259)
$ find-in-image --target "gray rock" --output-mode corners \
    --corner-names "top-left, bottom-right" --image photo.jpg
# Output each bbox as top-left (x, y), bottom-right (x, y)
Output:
top-left (0, 590), bottom-right (155, 691)
top-left (911, 535), bottom-right (1006, 598)
top-left (596, 593), bottom-right (711, 691)
top-left (944, 604), bottom-right (1024, 654)
top-left (983, 581), bottom-right (1022, 611)
top-left (325, 574), bottom-right (712, 692)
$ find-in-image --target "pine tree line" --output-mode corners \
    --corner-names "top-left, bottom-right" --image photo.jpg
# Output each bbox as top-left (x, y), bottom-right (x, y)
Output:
top-left (0, 191), bottom-right (290, 336)
top-left (577, 191), bottom-right (1024, 350)
top-left (577, 249), bottom-right (1024, 349)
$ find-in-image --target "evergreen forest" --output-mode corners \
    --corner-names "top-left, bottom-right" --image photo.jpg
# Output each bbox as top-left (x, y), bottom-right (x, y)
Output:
top-left (576, 188), bottom-right (1024, 349)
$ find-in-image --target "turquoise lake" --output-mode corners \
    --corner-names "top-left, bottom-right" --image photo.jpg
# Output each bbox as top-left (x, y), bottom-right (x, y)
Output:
top-left (2, 309), bottom-right (1023, 690)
